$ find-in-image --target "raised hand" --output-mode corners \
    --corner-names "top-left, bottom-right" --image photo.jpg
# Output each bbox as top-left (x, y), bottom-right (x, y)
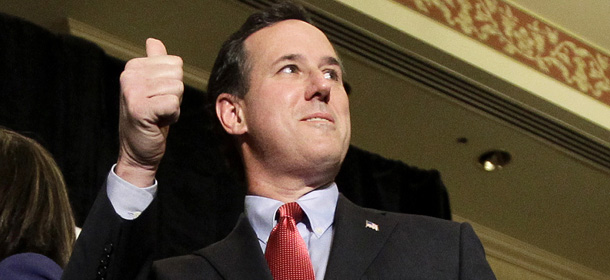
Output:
top-left (116, 38), bottom-right (184, 187)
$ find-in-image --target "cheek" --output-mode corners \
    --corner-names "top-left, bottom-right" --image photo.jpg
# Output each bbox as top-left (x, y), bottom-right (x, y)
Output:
top-left (246, 100), bottom-right (290, 134)
top-left (343, 98), bottom-right (351, 116)
top-left (338, 98), bottom-right (351, 140)
top-left (335, 96), bottom-right (351, 120)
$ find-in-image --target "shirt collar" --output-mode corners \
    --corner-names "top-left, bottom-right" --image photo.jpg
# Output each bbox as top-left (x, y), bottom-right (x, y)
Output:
top-left (245, 183), bottom-right (338, 244)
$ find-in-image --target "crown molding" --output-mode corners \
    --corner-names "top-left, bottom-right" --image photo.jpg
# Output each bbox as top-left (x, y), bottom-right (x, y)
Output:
top-left (392, 0), bottom-right (610, 107)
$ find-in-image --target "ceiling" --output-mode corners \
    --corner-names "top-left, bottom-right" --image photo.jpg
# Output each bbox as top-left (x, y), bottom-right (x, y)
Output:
top-left (2, 0), bottom-right (609, 277)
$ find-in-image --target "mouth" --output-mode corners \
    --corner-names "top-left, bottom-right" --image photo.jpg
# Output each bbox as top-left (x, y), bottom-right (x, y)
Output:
top-left (302, 113), bottom-right (334, 123)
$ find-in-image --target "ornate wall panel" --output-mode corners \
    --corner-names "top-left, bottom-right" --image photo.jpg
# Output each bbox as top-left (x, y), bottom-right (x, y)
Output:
top-left (393, 0), bottom-right (610, 106)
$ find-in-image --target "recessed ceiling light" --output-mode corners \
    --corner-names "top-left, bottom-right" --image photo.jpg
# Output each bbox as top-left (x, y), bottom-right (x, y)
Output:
top-left (478, 150), bottom-right (511, 171)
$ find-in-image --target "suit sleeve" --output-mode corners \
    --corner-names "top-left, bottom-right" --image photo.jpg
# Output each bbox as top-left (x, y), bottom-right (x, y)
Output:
top-left (458, 223), bottom-right (497, 279)
top-left (62, 182), bottom-right (158, 280)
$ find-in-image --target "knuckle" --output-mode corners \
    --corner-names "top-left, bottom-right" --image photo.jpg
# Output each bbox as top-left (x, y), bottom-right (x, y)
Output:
top-left (170, 55), bottom-right (183, 66)
top-left (125, 57), bottom-right (144, 69)
top-left (176, 81), bottom-right (185, 93)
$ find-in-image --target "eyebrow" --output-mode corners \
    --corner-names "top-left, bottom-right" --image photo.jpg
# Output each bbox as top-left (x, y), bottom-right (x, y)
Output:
top-left (321, 56), bottom-right (345, 75)
top-left (321, 56), bottom-right (342, 69)
top-left (272, 54), bottom-right (344, 72)
top-left (272, 54), bottom-right (303, 66)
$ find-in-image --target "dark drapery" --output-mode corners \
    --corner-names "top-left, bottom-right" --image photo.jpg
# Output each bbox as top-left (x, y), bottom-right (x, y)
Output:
top-left (0, 13), bottom-right (450, 259)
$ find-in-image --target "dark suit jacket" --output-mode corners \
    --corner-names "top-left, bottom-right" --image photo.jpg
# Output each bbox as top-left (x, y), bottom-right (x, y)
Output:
top-left (64, 162), bottom-right (456, 280)
top-left (152, 195), bottom-right (496, 280)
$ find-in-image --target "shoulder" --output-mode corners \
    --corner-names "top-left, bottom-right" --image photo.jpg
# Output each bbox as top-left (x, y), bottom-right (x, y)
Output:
top-left (0, 253), bottom-right (62, 280)
top-left (331, 197), bottom-right (494, 278)
top-left (344, 196), bottom-right (475, 249)
top-left (388, 210), bottom-right (460, 232)
top-left (339, 193), bottom-right (457, 230)
top-left (362, 202), bottom-right (471, 239)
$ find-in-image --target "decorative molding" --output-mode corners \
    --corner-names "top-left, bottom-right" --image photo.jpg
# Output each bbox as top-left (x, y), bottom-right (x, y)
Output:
top-left (453, 215), bottom-right (610, 280)
top-left (393, 0), bottom-right (610, 107)
top-left (67, 18), bottom-right (209, 91)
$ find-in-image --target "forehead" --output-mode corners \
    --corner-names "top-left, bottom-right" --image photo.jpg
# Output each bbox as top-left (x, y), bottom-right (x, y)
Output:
top-left (244, 19), bottom-right (338, 66)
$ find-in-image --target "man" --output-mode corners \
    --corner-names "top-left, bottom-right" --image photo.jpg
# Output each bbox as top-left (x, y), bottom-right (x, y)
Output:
top-left (64, 2), bottom-right (495, 279)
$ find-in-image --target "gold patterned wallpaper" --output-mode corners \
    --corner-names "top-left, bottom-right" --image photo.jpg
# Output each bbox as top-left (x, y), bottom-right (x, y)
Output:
top-left (393, 0), bottom-right (610, 107)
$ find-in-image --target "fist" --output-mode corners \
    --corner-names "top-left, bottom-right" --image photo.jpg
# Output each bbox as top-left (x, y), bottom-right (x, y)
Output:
top-left (116, 38), bottom-right (184, 186)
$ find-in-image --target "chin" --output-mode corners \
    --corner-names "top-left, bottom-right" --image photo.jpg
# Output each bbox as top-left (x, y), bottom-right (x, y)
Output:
top-left (309, 155), bottom-right (342, 174)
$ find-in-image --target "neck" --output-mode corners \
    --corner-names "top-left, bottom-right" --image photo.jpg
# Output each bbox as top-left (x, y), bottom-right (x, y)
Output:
top-left (239, 141), bottom-right (340, 202)
top-left (247, 183), bottom-right (315, 203)
top-left (247, 176), bottom-right (332, 203)
top-left (244, 165), bottom-right (334, 203)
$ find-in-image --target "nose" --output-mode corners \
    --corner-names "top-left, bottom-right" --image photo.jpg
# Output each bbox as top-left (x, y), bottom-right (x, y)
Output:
top-left (305, 71), bottom-right (331, 102)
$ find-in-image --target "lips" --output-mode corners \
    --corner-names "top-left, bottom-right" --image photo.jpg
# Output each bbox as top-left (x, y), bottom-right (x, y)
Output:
top-left (301, 112), bottom-right (334, 123)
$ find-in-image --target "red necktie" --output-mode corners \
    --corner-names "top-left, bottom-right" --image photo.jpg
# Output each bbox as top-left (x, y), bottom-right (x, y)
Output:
top-left (265, 202), bottom-right (315, 280)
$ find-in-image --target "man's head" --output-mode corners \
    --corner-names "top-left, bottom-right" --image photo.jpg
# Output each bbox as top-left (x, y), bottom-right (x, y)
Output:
top-left (208, 2), bottom-right (351, 191)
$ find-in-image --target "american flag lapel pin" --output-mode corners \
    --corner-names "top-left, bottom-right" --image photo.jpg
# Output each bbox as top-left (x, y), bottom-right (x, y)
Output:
top-left (365, 220), bottom-right (379, 231)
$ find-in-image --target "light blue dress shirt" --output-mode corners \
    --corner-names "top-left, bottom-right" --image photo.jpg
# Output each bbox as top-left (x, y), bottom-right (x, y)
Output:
top-left (106, 164), bottom-right (157, 220)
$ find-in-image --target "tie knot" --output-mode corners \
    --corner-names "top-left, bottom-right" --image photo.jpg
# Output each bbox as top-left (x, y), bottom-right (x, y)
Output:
top-left (278, 202), bottom-right (304, 223)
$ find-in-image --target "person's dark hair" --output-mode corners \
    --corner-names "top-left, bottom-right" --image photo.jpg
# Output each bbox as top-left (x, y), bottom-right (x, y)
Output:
top-left (206, 1), bottom-right (312, 102)
top-left (0, 127), bottom-right (76, 267)
top-left (205, 1), bottom-right (313, 179)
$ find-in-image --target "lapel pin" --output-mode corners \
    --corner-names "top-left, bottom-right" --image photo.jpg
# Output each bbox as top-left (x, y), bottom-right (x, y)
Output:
top-left (365, 220), bottom-right (379, 231)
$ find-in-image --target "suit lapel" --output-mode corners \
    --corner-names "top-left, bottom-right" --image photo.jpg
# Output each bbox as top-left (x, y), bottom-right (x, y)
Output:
top-left (196, 214), bottom-right (273, 280)
top-left (324, 195), bottom-right (398, 280)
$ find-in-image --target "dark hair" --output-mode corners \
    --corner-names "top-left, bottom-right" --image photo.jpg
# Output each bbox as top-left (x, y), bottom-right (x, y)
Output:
top-left (0, 127), bottom-right (76, 267)
top-left (205, 1), bottom-right (313, 178)
top-left (206, 1), bottom-right (312, 102)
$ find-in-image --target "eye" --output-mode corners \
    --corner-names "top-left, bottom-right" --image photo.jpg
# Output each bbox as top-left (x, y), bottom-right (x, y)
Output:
top-left (323, 69), bottom-right (340, 81)
top-left (279, 65), bottom-right (299, 74)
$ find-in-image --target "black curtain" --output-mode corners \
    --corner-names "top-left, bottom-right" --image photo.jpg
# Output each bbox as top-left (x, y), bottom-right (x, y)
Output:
top-left (0, 13), bottom-right (450, 259)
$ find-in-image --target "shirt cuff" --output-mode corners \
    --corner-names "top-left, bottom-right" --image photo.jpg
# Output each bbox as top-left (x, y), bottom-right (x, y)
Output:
top-left (107, 164), bottom-right (157, 220)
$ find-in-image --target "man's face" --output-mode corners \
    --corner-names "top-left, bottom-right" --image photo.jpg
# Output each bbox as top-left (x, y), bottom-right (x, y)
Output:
top-left (238, 19), bottom-right (351, 182)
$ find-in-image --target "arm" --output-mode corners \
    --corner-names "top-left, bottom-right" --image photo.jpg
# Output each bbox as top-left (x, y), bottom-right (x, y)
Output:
top-left (62, 180), bottom-right (160, 280)
top-left (62, 38), bottom-right (183, 280)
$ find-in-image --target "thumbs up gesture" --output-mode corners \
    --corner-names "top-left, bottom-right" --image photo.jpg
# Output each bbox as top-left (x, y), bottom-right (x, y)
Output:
top-left (116, 38), bottom-right (184, 187)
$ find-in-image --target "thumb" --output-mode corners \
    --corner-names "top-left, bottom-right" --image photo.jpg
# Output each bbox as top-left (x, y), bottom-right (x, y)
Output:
top-left (146, 38), bottom-right (167, 57)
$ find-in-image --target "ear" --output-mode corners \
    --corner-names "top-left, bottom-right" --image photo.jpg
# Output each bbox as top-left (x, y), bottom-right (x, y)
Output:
top-left (216, 93), bottom-right (247, 135)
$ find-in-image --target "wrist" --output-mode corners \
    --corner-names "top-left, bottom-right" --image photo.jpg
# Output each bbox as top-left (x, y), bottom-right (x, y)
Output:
top-left (115, 158), bottom-right (158, 188)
